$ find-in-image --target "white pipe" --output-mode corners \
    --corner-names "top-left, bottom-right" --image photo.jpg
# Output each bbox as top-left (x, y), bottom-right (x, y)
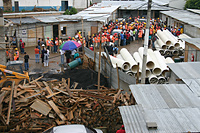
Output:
top-left (133, 52), bottom-right (151, 77)
top-left (163, 30), bottom-right (180, 48)
top-left (155, 35), bottom-right (167, 49)
top-left (126, 71), bottom-right (135, 77)
top-left (172, 50), bottom-right (179, 56)
top-left (147, 49), bottom-right (162, 76)
top-left (157, 30), bottom-right (171, 46)
top-left (138, 47), bottom-right (155, 69)
top-left (120, 48), bottom-right (138, 73)
top-left (109, 55), bottom-right (130, 71)
top-left (116, 54), bottom-right (124, 60)
top-left (168, 45), bottom-right (175, 50)
top-left (149, 74), bottom-right (158, 84)
top-left (154, 51), bottom-right (169, 73)
top-left (164, 50), bottom-right (171, 56)
top-left (158, 76), bottom-right (166, 84)
top-left (165, 57), bottom-right (174, 63)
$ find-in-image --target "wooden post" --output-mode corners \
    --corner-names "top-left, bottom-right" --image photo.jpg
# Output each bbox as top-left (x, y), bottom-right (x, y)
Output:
top-left (97, 27), bottom-right (102, 91)
top-left (81, 17), bottom-right (85, 55)
top-left (36, 24), bottom-right (37, 46)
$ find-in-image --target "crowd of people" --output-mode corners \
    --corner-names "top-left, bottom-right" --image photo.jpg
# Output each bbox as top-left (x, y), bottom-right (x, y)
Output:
top-left (5, 16), bottom-right (184, 71)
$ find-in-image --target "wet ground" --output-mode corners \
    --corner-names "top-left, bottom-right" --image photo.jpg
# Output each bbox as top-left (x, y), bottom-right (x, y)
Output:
top-left (19, 40), bottom-right (144, 73)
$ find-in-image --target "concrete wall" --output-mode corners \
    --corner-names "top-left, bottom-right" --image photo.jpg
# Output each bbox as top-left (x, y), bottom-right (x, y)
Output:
top-left (68, 0), bottom-right (90, 9)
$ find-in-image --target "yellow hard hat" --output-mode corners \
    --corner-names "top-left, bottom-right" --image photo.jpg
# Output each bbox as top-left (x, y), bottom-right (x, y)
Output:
top-left (79, 31), bottom-right (81, 34)
top-left (51, 38), bottom-right (53, 40)
top-left (72, 37), bottom-right (75, 39)
top-left (15, 48), bottom-right (18, 50)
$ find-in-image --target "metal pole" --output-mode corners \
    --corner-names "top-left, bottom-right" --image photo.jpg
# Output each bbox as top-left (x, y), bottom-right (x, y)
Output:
top-left (81, 17), bottom-right (85, 55)
top-left (97, 27), bottom-right (102, 90)
top-left (141, 0), bottom-right (152, 84)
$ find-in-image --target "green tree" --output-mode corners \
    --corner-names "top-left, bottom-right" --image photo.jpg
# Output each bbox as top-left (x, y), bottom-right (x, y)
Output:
top-left (70, 7), bottom-right (78, 15)
top-left (63, 7), bottom-right (77, 15)
top-left (63, 9), bottom-right (70, 15)
top-left (184, 0), bottom-right (200, 9)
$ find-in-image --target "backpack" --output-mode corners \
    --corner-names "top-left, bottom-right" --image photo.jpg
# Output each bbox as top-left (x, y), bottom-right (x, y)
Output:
top-left (113, 47), bottom-right (118, 54)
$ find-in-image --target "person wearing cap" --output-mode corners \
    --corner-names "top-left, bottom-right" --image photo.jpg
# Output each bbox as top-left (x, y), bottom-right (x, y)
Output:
top-left (50, 38), bottom-right (54, 53)
top-left (14, 48), bottom-right (19, 61)
top-left (116, 125), bottom-right (125, 133)
top-left (44, 48), bottom-right (50, 67)
top-left (54, 37), bottom-right (59, 53)
top-left (41, 44), bottom-right (46, 64)
top-left (176, 29), bottom-right (181, 36)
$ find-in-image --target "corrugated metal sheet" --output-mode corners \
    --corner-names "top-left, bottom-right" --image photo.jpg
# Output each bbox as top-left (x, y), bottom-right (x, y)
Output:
top-left (99, 1), bottom-right (172, 10)
top-left (119, 105), bottom-right (200, 133)
top-left (8, 18), bottom-right (40, 24)
top-left (182, 78), bottom-right (200, 97)
top-left (182, 38), bottom-right (200, 49)
top-left (167, 62), bottom-right (200, 79)
top-left (130, 84), bottom-right (200, 109)
top-left (160, 10), bottom-right (200, 28)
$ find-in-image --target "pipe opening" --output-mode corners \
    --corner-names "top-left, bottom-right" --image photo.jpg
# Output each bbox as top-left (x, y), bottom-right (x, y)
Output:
top-left (146, 61), bottom-right (155, 69)
top-left (149, 77), bottom-right (158, 84)
top-left (126, 71), bottom-right (135, 77)
top-left (135, 72), bottom-right (141, 78)
top-left (153, 68), bottom-right (162, 76)
top-left (166, 41), bottom-right (171, 46)
top-left (159, 50), bottom-right (165, 56)
top-left (146, 69), bottom-right (151, 77)
top-left (158, 77), bottom-right (166, 84)
top-left (131, 65), bottom-right (139, 73)
top-left (168, 45), bottom-right (175, 50)
top-left (173, 50), bottom-right (179, 55)
top-left (162, 45), bottom-right (167, 49)
top-left (123, 62), bottom-right (130, 71)
top-left (174, 42), bottom-right (180, 48)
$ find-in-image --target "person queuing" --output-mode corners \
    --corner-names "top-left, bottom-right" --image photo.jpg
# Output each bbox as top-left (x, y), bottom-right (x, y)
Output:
top-left (44, 48), bottom-right (50, 67)
top-left (24, 52), bottom-right (29, 71)
top-left (14, 48), bottom-right (19, 61)
top-left (34, 46), bottom-right (40, 63)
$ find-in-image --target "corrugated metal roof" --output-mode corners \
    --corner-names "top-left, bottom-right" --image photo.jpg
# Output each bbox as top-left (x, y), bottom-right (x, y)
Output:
top-left (167, 62), bottom-right (200, 79)
top-left (182, 79), bottom-right (200, 97)
top-left (187, 9), bottom-right (200, 15)
top-left (181, 38), bottom-right (200, 49)
top-left (160, 10), bottom-right (200, 28)
top-left (3, 11), bottom-right (64, 16)
top-left (130, 84), bottom-right (200, 109)
top-left (8, 17), bottom-right (40, 24)
top-left (119, 105), bottom-right (200, 133)
top-left (99, 1), bottom-right (172, 10)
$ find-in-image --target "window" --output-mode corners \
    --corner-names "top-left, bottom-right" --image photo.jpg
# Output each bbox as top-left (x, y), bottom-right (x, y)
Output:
top-left (61, 26), bottom-right (67, 36)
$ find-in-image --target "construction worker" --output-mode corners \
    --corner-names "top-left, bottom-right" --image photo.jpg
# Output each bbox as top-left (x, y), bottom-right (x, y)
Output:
top-left (50, 38), bottom-right (54, 53)
top-left (34, 46), bottom-right (40, 63)
top-left (46, 37), bottom-right (50, 50)
top-left (55, 37), bottom-right (59, 53)
top-left (44, 48), bottom-right (50, 67)
top-left (14, 48), bottom-right (19, 61)
top-left (24, 52), bottom-right (29, 71)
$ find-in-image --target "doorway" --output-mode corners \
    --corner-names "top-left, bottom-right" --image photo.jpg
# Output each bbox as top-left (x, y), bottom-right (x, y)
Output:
top-left (53, 25), bottom-right (59, 39)
top-left (61, 1), bottom-right (68, 11)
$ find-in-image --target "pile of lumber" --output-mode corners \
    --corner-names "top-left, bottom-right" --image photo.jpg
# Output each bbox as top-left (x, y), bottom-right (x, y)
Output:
top-left (0, 77), bottom-right (132, 132)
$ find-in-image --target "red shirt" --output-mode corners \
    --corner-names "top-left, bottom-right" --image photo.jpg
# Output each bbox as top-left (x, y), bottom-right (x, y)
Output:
top-left (21, 42), bottom-right (25, 48)
top-left (89, 47), bottom-right (94, 51)
top-left (116, 129), bottom-right (125, 133)
top-left (35, 48), bottom-right (40, 54)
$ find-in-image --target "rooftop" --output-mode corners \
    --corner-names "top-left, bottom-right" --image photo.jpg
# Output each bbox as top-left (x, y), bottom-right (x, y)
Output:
top-left (160, 10), bottom-right (200, 28)
top-left (182, 38), bottom-right (200, 49)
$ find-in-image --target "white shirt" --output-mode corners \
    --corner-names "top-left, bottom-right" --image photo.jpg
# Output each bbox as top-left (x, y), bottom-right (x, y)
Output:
top-left (60, 50), bottom-right (65, 55)
top-left (71, 49), bottom-right (76, 55)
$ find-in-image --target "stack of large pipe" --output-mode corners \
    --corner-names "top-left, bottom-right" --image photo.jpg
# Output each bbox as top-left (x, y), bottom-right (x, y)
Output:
top-left (109, 55), bottom-right (130, 71)
top-left (108, 47), bottom-right (175, 84)
top-left (155, 30), bottom-right (186, 57)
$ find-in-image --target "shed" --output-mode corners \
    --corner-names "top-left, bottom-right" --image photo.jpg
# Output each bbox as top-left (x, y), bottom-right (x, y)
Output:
top-left (160, 10), bottom-right (200, 38)
top-left (181, 38), bottom-right (200, 62)
top-left (167, 62), bottom-right (200, 97)
top-left (119, 84), bottom-right (200, 133)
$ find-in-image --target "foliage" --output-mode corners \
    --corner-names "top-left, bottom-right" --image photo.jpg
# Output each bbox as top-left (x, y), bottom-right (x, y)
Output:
top-left (63, 7), bottom-right (77, 15)
top-left (184, 0), bottom-right (200, 9)
top-left (90, 1), bottom-right (93, 6)
top-left (21, 9), bottom-right (26, 12)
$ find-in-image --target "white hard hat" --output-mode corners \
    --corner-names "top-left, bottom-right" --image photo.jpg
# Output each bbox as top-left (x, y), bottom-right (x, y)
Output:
top-left (42, 44), bottom-right (45, 47)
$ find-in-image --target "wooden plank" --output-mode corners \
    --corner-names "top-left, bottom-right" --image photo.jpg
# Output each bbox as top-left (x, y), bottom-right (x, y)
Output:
top-left (30, 76), bottom-right (43, 84)
top-left (0, 91), bottom-right (9, 105)
top-left (2, 87), bottom-right (20, 91)
top-left (30, 99), bottom-right (51, 116)
top-left (79, 92), bottom-right (113, 101)
top-left (48, 100), bottom-right (67, 121)
top-left (16, 90), bottom-right (27, 97)
top-left (23, 90), bottom-right (43, 99)
top-left (6, 81), bottom-right (15, 125)
top-left (18, 84), bottom-right (37, 89)
top-left (46, 91), bottom-right (61, 99)
top-left (35, 81), bottom-right (43, 90)
top-left (52, 87), bottom-right (69, 96)
top-left (13, 86), bottom-right (17, 98)
top-left (113, 89), bottom-right (121, 103)
top-left (62, 78), bottom-right (73, 97)
top-left (68, 78), bottom-right (70, 90)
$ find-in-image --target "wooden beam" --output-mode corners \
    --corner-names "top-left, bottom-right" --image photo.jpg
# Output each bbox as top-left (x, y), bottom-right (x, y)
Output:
top-left (48, 100), bottom-right (67, 121)
top-left (6, 81), bottom-right (15, 125)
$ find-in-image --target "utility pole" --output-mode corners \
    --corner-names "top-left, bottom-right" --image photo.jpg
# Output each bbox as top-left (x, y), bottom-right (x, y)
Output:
top-left (141, 0), bottom-right (152, 84)
top-left (81, 16), bottom-right (85, 55)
